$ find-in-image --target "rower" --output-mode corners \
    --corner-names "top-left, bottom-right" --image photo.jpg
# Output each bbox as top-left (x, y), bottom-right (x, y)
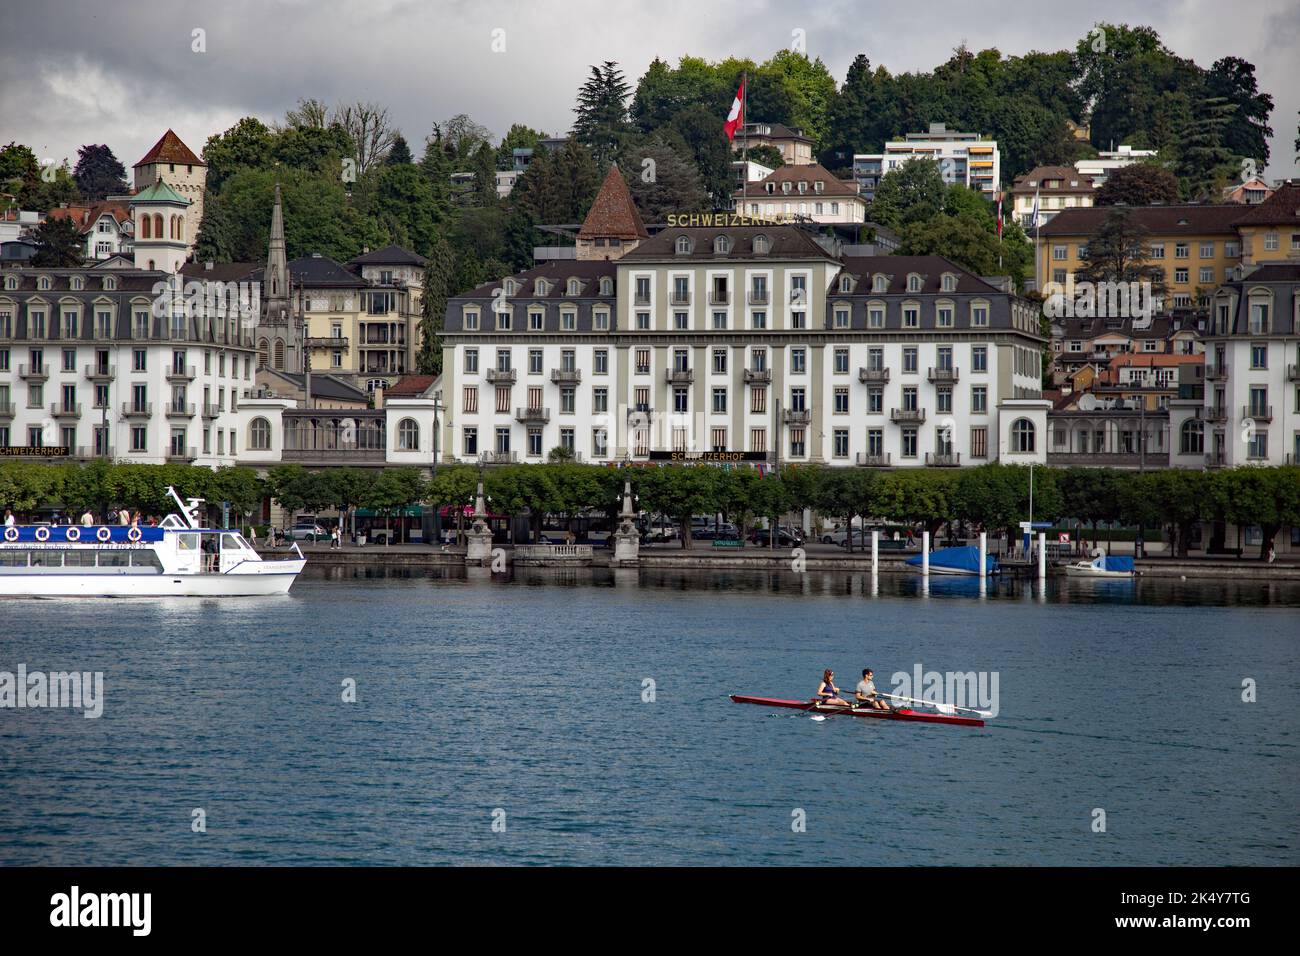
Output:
top-left (815, 669), bottom-right (848, 707)
top-left (854, 669), bottom-right (891, 711)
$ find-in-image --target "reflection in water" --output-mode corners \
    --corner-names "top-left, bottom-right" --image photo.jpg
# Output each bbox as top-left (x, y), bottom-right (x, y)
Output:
top-left (301, 564), bottom-right (1300, 607)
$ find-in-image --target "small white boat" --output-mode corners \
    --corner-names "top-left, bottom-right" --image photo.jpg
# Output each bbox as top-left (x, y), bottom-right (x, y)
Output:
top-left (0, 487), bottom-right (305, 597)
top-left (1063, 554), bottom-right (1136, 578)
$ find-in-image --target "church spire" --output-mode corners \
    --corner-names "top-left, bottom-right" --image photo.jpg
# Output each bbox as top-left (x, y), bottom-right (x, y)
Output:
top-left (266, 182), bottom-right (287, 301)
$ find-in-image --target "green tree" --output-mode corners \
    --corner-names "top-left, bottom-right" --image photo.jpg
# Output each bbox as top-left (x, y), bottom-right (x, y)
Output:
top-left (1076, 207), bottom-right (1168, 296)
top-left (1094, 163), bottom-right (1180, 206)
top-left (72, 144), bottom-right (127, 201)
top-left (385, 134), bottom-right (413, 165)
top-left (870, 158), bottom-right (948, 231)
top-left (637, 465), bottom-right (720, 549)
top-left (417, 235), bottom-right (454, 375)
top-left (31, 215), bottom-right (84, 266)
top-left (618, 132), bottom-right (709, 223)
top-left (572, 61), bottom-right (633, 168)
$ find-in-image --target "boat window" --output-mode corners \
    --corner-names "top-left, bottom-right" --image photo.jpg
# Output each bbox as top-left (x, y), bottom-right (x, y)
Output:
top-left (98, 551), bottom-right (131, 567)
top-left (222, 533), bottom-right (249, 553)
top-left (0, 550), bottom-right (29, 568)
top-left (64, 551), bottom-right (98, 567)
top-left (32, 552), bottom-right (62, 568)
top-left (178, 533), bottom-right (199, 551)
top-left (130, 551), bottom-right (162, 570)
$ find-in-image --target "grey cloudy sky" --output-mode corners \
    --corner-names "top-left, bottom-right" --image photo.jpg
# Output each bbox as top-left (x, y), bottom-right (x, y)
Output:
top-left (1, 0), bottom-right (1296, 181)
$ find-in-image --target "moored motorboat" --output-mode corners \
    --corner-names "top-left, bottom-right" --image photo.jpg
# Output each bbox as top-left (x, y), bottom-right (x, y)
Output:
top-left (905, 545), bottom-right (999, 576)
top-left (1064, 555), bottom-right (1136, 578)
top-left (729, 694), bottom-right (985, 727)
top-left (0, 487), bottom-right (305, 597)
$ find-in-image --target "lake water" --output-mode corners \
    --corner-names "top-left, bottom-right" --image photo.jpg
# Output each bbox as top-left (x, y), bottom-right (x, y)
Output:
top-left (1, 568), bottom-right (1297, 866)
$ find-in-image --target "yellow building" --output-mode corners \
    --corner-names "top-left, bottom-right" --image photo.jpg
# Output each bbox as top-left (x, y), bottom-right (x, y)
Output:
top-left (1231, 182), bottom-right (1300, 266)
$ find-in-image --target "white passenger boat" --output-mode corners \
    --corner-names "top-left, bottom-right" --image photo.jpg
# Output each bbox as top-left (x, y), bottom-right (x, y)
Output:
top-left (0, 487), bottom-right (305, 597)
top-left (1063, 554), bottom-right (1136, 578)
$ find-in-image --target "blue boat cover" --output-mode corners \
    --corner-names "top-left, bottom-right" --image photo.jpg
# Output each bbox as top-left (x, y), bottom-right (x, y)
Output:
top-left (1100, 556), bottom-right (1134, 573)
top-left (906, 545), bottom-right (998, 574)
top-left (2, 525), bottom-right (166, 544)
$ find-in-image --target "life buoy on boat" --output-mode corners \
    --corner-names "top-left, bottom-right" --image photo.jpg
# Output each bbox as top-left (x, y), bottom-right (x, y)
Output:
top-left (34, 526), bottom-right (50, 541)
top-left (96, 526), bottom-right (112, 542)
top-left (2, 526), bottom-right (17, 542)
top-left (65, 526), bottom-right (80, 542)
top-left (127, 527), bottom-right (142, 542)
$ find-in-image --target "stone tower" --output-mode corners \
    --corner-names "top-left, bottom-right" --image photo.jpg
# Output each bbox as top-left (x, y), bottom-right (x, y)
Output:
top-left (129, 179), bottom-right (190, 273)
top-left (132, 130), bottom-right (206, 259)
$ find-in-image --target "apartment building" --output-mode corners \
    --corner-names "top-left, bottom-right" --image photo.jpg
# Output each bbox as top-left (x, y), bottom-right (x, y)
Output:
top-left (854, 123), bottom-right (1001, 202)
top-left (0, 268), bottom-right (255, 466)
top-left (441, 167), bottom-right (1047, 469)
top-left (44, 201), bottom-right (134, 261)
top-left (1171, 263), bottom-right (1300, 469)
top-left (1073, 146), bottom-right (1158, 187)
top-left (732, 123), bottom-right (816, 166)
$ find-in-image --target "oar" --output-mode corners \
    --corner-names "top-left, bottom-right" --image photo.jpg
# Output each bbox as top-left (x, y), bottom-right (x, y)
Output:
top-left (878, 692), bottom-right (993, 718)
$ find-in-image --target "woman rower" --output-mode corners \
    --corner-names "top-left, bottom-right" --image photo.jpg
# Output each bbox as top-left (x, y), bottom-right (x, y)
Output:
top-left (815, 669), bottom-right (849, 707)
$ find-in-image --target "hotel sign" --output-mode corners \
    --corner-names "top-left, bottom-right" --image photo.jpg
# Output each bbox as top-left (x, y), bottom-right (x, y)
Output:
top-left (665, 212), bottom-right (797, 227)
top-left (649, 450), bottom-right (767, 462)
top-left (1, 446), bottom-right (70, 458)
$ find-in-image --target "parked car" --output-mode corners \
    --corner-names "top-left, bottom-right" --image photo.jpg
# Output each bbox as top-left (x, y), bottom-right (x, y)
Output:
top-left (290, 522), bottom-right (327, 541)
top-left (749, 528), bottom-right (804, 548)
top-left (821, 527), bottom-right (874, 548)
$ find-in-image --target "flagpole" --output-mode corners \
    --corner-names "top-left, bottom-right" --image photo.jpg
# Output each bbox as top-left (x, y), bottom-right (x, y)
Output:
top-left (740, 71), bottom-right (748, 215)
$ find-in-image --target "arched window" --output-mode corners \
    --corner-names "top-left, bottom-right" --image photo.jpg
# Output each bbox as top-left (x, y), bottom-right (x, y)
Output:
top-left (907, 274), bottom-right (922, 292)
top-left (273, 338), bottom-right (284, 369)
top-left (1180, 418), bottom-right (1204, 455)
top-left (147, 260), bottom-right (155, 270)
top-left (249, 417), bottom-right (272, 450)
top-left (257, 338), bottom-right (269, 366)
top-left (140, 215), bottom-right (151, 239)
top-left (152, 213), bottom-right (163, 238)
top-left (872, 274), bottom-right (887, 293)
top-left (675, 236), bottom-right (691, 255)
top-left (941, 273), bottom-right (956, 292)
top-left (397, 418), bottom-right (420, 450)
top-left (713, 235), bottom-right (731, 254)
top-left (1011, 418), bottom-right (1036, 453)
top-left (753, 234), bottom-right (769, 254)
top-left (599, 277), bottom-right (612, 296)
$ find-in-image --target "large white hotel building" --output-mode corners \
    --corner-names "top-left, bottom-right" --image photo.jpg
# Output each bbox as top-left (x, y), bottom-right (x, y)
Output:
top-left (441, 167), bottom-right (1049, 469)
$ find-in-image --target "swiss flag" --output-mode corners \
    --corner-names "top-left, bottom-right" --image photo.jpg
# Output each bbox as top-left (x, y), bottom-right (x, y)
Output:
top-left (724, 78), bottom-right (745, 141)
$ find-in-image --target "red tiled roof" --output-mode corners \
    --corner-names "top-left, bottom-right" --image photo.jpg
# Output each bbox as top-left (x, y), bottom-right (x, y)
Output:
top-left (384, 375), bottom-right (438, 397)
top-left (578, 165), bottom-right (649, 241)
top-left (1010, 165), bottom-right (1096, 195)
top-left (45, 201), bottom-right (131, 234)
top-left (135, 129), bottom-right (205, 168)
top-left (734, 162), bottom-right (861, 199)
top-left (1040, 204), bottom-right (1243, 237)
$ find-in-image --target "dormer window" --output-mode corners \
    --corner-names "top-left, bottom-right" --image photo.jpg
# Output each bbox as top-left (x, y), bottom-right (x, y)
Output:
top-left (814, 181), bottom-right (824, 194)
top-left (599, 277), bottom-right (612, 296)
top-left (675, 235), bottom-right (692, 255)
top-left (781, 182), bottom-right (791, 194)
top-left (535, 279), bottom-right (548, 296)
top-left (872, 275), bottom-right (888, 294)
top-left (753, 234), bottom-right (770, 255)
top-left (714, 235), bottom-right (731, 255)
top-left (907, 274), bottom-right (922, 293)
top-left (103, 276), bottom-right (115, 290)
top-left (941, 273), bottom-right (956, 293)
top-left (765, 182), bottom-right (775, 194)
top-left (839, 275), bottom-right (853, 293)
top-left (797, 181), bottom-right (807, 194)
top-left (503, 279), bottom-right (516, 296)
top-left (567, 279), bottom-right (579, 296)
top-left (3, 275), bottom-right (15, 290)
top-left (70, 275), bottom-right (83, 290)
top-left (38, 276), bottom-right (51, 291)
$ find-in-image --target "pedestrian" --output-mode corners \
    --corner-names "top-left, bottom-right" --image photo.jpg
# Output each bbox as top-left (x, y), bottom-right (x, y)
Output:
top-left (3, 509), bottom-right (14, 527)
top-left (249, 526), bottom-right (258, 547)
top-left (1267, 545), bottom-right (1276, 564)
top-left (80, 509), bottom-right (94, 526)
top-left (331, 526), bottom-right (341, 550)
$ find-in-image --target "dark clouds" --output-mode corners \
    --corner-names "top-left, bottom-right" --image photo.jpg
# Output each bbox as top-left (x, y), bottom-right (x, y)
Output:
top-left (1, 0), bottom-right (1296, 180)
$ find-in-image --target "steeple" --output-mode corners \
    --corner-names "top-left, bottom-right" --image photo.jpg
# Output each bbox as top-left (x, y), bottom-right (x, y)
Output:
top-left (266, 183), bottom-right (287, 304)
top-left (258, 182), bottom-right (300, 373)
top-left (576, 164), bottom-right (649, 261)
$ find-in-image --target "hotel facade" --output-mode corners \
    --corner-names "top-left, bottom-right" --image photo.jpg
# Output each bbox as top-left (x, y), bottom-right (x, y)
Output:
top-left (441, 168), bottom-right (1048, 469)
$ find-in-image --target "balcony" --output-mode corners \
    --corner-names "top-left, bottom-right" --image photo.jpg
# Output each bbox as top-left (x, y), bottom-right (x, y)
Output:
top-left (709, 289), bottom-right (731, 305)
top-left (305, 336), bottom-right (348, 349)
top-left (927, 367), bottom-right (959, 384)
top-left (166, 446), bottom-right (197, 463)
top-left (85, 364), bottom-right (115, 381)
top-left (550, 369), bottom-right (582, 385)
top-left (1047, 450), bottom-right (1170, 468)
top-left (485, 368), bottom-right (516, 384)
top-left (165, 402), bottom-right (196, 419)
top-left (201, 404), bottom-right (221, 419)
top-left (669, 291), bottom-right (691, 306)
top-left (747, 290), bottom-right (770, 305)
top-left (858, 367), bottom-right (890, 385)
top-left (1243, 405), bottom-right (1272, 422)
top-left (479, 451), bottom-right (519, 465)
top-left (633, 293), bottom-right (651, 307)
top-left (166, 365), bottom-right (196, 382)
top-left (121, 402), bottom-right (153, 418)
top-left (0, 403), bottom-right (14, 419)
top-left (855, 452), bottom-right (891, 467)
top-left (665, 368), bottom-right (694, 384)
top-left (1203, 405), bottom-right (1228, 423)
top-left (50, 403), bottom-right (82, 418)
top-left (782, 408), bottom-right (812, 425)
top-left (1288, 364), bottom-right (1300, 382)
top-left (515, 406), bottom-right (550, 424)
top-left (891, 408), bottom-right (926, 424)
top-left (1205, 365), bottom-right (1229, 382)
top-left (19, 364), bottom-right (48, 380)
top-left (925, 452), bottom-right (961, 467)
top-left (744, 368), bottom-right (771, 385)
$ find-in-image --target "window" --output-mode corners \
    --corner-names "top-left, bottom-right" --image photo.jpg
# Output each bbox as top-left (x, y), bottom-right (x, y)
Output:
top-left (561, 311), bottom-right (576, 331)
top-left (710, 427), bottom-right (727, 452)
top-left (751, 311), bottom-right (766, 330)
top-left (398, 418), bottom-right (419, 450)
top-left (751, 428), bottom-right (767, 454)
top-left (495, 427), bottom-right (511, 454)
top-left (636, 312), bottom-right (650, 331)
top-left (1251, 344), bottom-right (1267, 369)
top-left (1175, 243), bottom-right (1189, 259)
top-left (971, 385), bottom-right (987, 414)
top-left (1263, 233), bottom-right (1279, 252)
top-left (464, 349), bottom-right (479, 373)
top-left (833, 348), bottom-right (848, 374)
top-left (1011, 418), bottom-right (1035, 453)
top-left (907, 274), bottom-right (922, 292)
top-left (592, 428), bottom-right (608, 458)
top-left (1248, 429), bottom-right (1268, 459)
top-left (834, 308), bottom-right (850, 329)
top-left (1175, 268), bottom-right (1189, 284)
top-left (593, 310), bottom-right (609, 331)
top-left (833, 387), bottom-right (849, 414)
top-left (1052, 245), bottom-right (1068, 261)
top-left (249, 417), bottom-right (272, 450)
top-left (789, 428), bottom-right (805, 458)
top-left (903, 306), bottom-right (919, 329)
top-left (528, 349), bottom-right (543, 374)
top-left (527, 428), bottom-right (543, 457)
top-left (790, 348), bottom-right (806, 375)
top-left (497, 311), bottom-right (512, 331)
top-left (529, 311), bottom-right (544, 331)
top-left (712, 349), bottom-right (727, 374)
top-left (937, 387), bottom-right (952, 415)
top-left (901, 427), bottom-right (917, 459)
top-left (971, 305), bottom-right (989, 327)
top-left (970, 426), bottom-right (988, 459)
top-left (1199, 242), bottom-right (1214, 258)
top-left (674, 388), bottom-right (688, 413)
top-left (674, 311), bottom-right (689, 331)
top-left (833, 429), bottom-right (849, 458)
top-left (464, 310), bottom-right (480, 331)
top-left (593, 387), bottom-right (608, 413)
top-left (462, 386), bottom-right (478, 413)
top-left (675, 236), bottom-right (690, 255)
top-left (750, 386), bottom-right (767, 414)
top-left (594, 349), bottom-right (608, 375)
top-left (712, 311), bottom-right (727, 330)
top-left (867, 387), bottom-right (883, 414)
top-left (902, 347), bottom-right (918, 374)
top-left (496, 386), bottom-right (511, 414)
top-left (560, 387), bottom-right (575, 414)
top-left (937, 306), bottom-right (953, 328)
top-left (1180, 419), bottom-right (1204, 455)
top-left (635, 349), bottom-right (650, 375)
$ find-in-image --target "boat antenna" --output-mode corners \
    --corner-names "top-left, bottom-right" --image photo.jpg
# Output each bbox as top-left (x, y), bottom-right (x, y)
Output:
top-left (165, 485), bottom-right (204, 529)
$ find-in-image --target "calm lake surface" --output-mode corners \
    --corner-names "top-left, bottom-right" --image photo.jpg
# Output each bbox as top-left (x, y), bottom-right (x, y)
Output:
top-left (2, 568), bottom-right (1297, 866)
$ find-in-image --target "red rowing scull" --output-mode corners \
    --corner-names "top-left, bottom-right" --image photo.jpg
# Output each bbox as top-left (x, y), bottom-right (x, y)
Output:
top-left (729, 694), bottom-right (985, 728)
